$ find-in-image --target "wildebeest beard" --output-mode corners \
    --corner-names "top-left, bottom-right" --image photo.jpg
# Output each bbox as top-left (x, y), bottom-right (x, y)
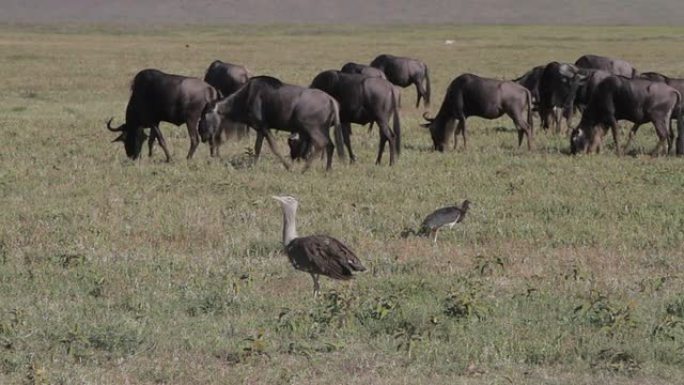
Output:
top-left (422, 112), bottom-right (449, 152)
top-left (124, 127), bottom-right (148, 159)
top-left (108, 118), bottom-right (147, 159)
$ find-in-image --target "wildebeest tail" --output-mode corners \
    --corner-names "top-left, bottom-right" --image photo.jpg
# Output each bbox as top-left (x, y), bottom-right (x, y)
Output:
top-left (391, 87), bottom-right (401, 155)
top-left (424, 63), bottom-right (431, 108)
top-left (329, 98), bottom-right (345, 159)
top-left (675, 90), bottom-right (684, 156)
top-left (525, 88), bottom-right (534, 132)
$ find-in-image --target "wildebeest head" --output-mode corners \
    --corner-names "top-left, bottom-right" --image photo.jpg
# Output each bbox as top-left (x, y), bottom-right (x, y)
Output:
top-left (570, 127), bottom-right (589, 154)
top-left (559, 64), bottom-right (588, 94)
top-left (107, 118), bottom-right (147, 159)
top-left (421, 112), bottom-right (447, 152)
top-left (198, 100), bottom-right (223, 143)
top-left (287, 133), bottom-right (311, 161)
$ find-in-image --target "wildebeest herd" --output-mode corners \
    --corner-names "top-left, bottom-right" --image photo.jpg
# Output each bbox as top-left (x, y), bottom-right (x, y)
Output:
top-left (108, 53), bottom-right (684, 171)
top-left (105, 53), bottom-right (684, 293)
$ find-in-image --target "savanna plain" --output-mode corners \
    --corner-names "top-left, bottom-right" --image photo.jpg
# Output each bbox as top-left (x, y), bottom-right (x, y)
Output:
top-left (1, 24), bottom-right (684, 385)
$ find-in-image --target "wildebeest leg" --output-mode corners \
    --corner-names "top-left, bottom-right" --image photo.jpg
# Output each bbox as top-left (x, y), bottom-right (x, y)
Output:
top-left (262, 129), bottom-right (291, 170)
top-left (414, 79), bottom-right (425, 109)
top-left (254, 131), bottom-right (265, 161)
top-left (185, 118), bottom-right (200, 160)
top-left (652, 120), bottom-right (669, 156)
top-left (609, 120), bottom-right (621, 156)
top-left (311, 273), bottom-right (320, 298)
top-left (376, 122), bottom-right (396, 165)
top-left (376, 134), bottom-right (387, 164)
top-left (457, 119), bottom-right (467, 150)
top-left (210, 126), bottom-right (225, 158)
top-left (151, 125), bottom-right (171, 162)
top-left (622, 123), bottom-right (640, 154)
top-left (553, 108), bottom-right (562, 134)
top-left (562, 106), bottom-right (574, 134)
top-left (148, 128), bottom-right (157, 157)
top-left (512, 113), bottom-right (533, 150)
top-left (587, 126), bottom-right (603, 154)
top-left (342, 122), bottom-right (356, 163)
top-left (540, 108), bottom-right (550, 131)
top-left (302, 129), bottom-right (330, 172)
top-left (211, 138), bottom-right (220, 158)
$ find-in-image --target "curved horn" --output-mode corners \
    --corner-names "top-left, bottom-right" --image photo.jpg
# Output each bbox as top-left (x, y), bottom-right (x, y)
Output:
top-left (422, 112), bottom-right (434, 122)
top-left (106, 118), bottom-right (124, 132)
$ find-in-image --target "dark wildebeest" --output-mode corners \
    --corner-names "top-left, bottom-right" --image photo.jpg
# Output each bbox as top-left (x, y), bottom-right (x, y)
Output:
top-left (107, 68), bottom-right (218, 162)
top-left (422, 73), bottom-right (534, 152)
top-left (342, 62), bottom-right (402, 125)
top-left (370, 54), bottom-right (431, 108)
top-left (198, 76), bottom-right (344, 171)
top-left (340, 62), bottom-right (387, 79)
top-left (203, 60), bottom-right (251, 97)
top-left (575, 54), bottom-right (638, 78)
top-left (306, 70), bottom-right (401, 165)
top-left (573, 69), bottom-right (612, 112)
top-left (202, 60), bottom-right (251, 153)
top-left (570, 76), bottom-right (683, 156)
top-left (514, 65), bottom-right (545, 106)
top-left (537, 62), bottom-right (587, 132)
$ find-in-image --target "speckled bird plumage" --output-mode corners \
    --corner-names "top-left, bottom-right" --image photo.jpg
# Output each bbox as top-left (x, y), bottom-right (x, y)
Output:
top-left (272, 195), bottom-right (365, 296)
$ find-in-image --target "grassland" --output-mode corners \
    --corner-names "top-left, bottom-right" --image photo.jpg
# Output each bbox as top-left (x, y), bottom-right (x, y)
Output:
top-left (1, 24), bottom-right (684, 384)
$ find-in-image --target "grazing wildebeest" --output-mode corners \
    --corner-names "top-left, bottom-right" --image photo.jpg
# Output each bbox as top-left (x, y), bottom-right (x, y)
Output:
top-left (537, 62), bottom-right (587, 132)
top-left (340, 62), bottom-right (387, 79)
top-left (514, 65), bottom-right (545, 105)
top-left (198, 76), bottom-right (344, 171)
top-left (107, 69), bottom-right (218, 162)
top-left (570, 76), bottom-right (683, 156)
top-left (422, 73), bottom-right (534, 152)
top-left (308, 70), bottom-right (401, 165)
top-left (202, 60), bottom-right (252, 154)
top-left (370, 54), bottom-right (431, 108)
top-left (575, 54), bottom-right (638, 78)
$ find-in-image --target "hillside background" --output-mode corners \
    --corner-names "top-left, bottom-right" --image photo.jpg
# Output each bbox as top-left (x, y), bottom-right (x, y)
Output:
top-left (1, 0), bottom-right (683, 25)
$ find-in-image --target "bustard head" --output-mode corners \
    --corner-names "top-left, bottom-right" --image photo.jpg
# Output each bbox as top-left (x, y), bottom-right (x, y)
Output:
top-left (461, 200), bottom-right (471, 210)
top-left (272, 195), bottom-right (298, 209)
top-left (272, 195), bottom-right (299, 246)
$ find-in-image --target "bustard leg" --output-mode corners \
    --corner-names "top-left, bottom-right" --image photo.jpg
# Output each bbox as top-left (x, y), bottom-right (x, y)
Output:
top-left (433, 229), bottom-right (439, 244)
top-left (311, 273), bottom-right (321, 298)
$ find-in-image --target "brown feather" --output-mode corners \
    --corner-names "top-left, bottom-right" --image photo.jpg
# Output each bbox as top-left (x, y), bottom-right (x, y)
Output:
top-left (285, 235), bottom-right (365, 280)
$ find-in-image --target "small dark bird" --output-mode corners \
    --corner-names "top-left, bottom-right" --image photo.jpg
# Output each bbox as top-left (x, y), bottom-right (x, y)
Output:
top-left (272, 195), bottom-right (366, 296)
top-left (414, 200), bottom-right (471, 243)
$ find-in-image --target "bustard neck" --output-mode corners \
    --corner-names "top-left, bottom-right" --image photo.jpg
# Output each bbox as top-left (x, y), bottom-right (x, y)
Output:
top-left (281, 204), bottom-right (298, 246)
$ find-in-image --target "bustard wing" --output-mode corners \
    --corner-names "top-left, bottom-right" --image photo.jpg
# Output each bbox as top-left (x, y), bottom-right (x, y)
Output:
top-left (285, 235), bottom-right (365, 280)
top-left (420, 206), bottom-right (461, 231)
